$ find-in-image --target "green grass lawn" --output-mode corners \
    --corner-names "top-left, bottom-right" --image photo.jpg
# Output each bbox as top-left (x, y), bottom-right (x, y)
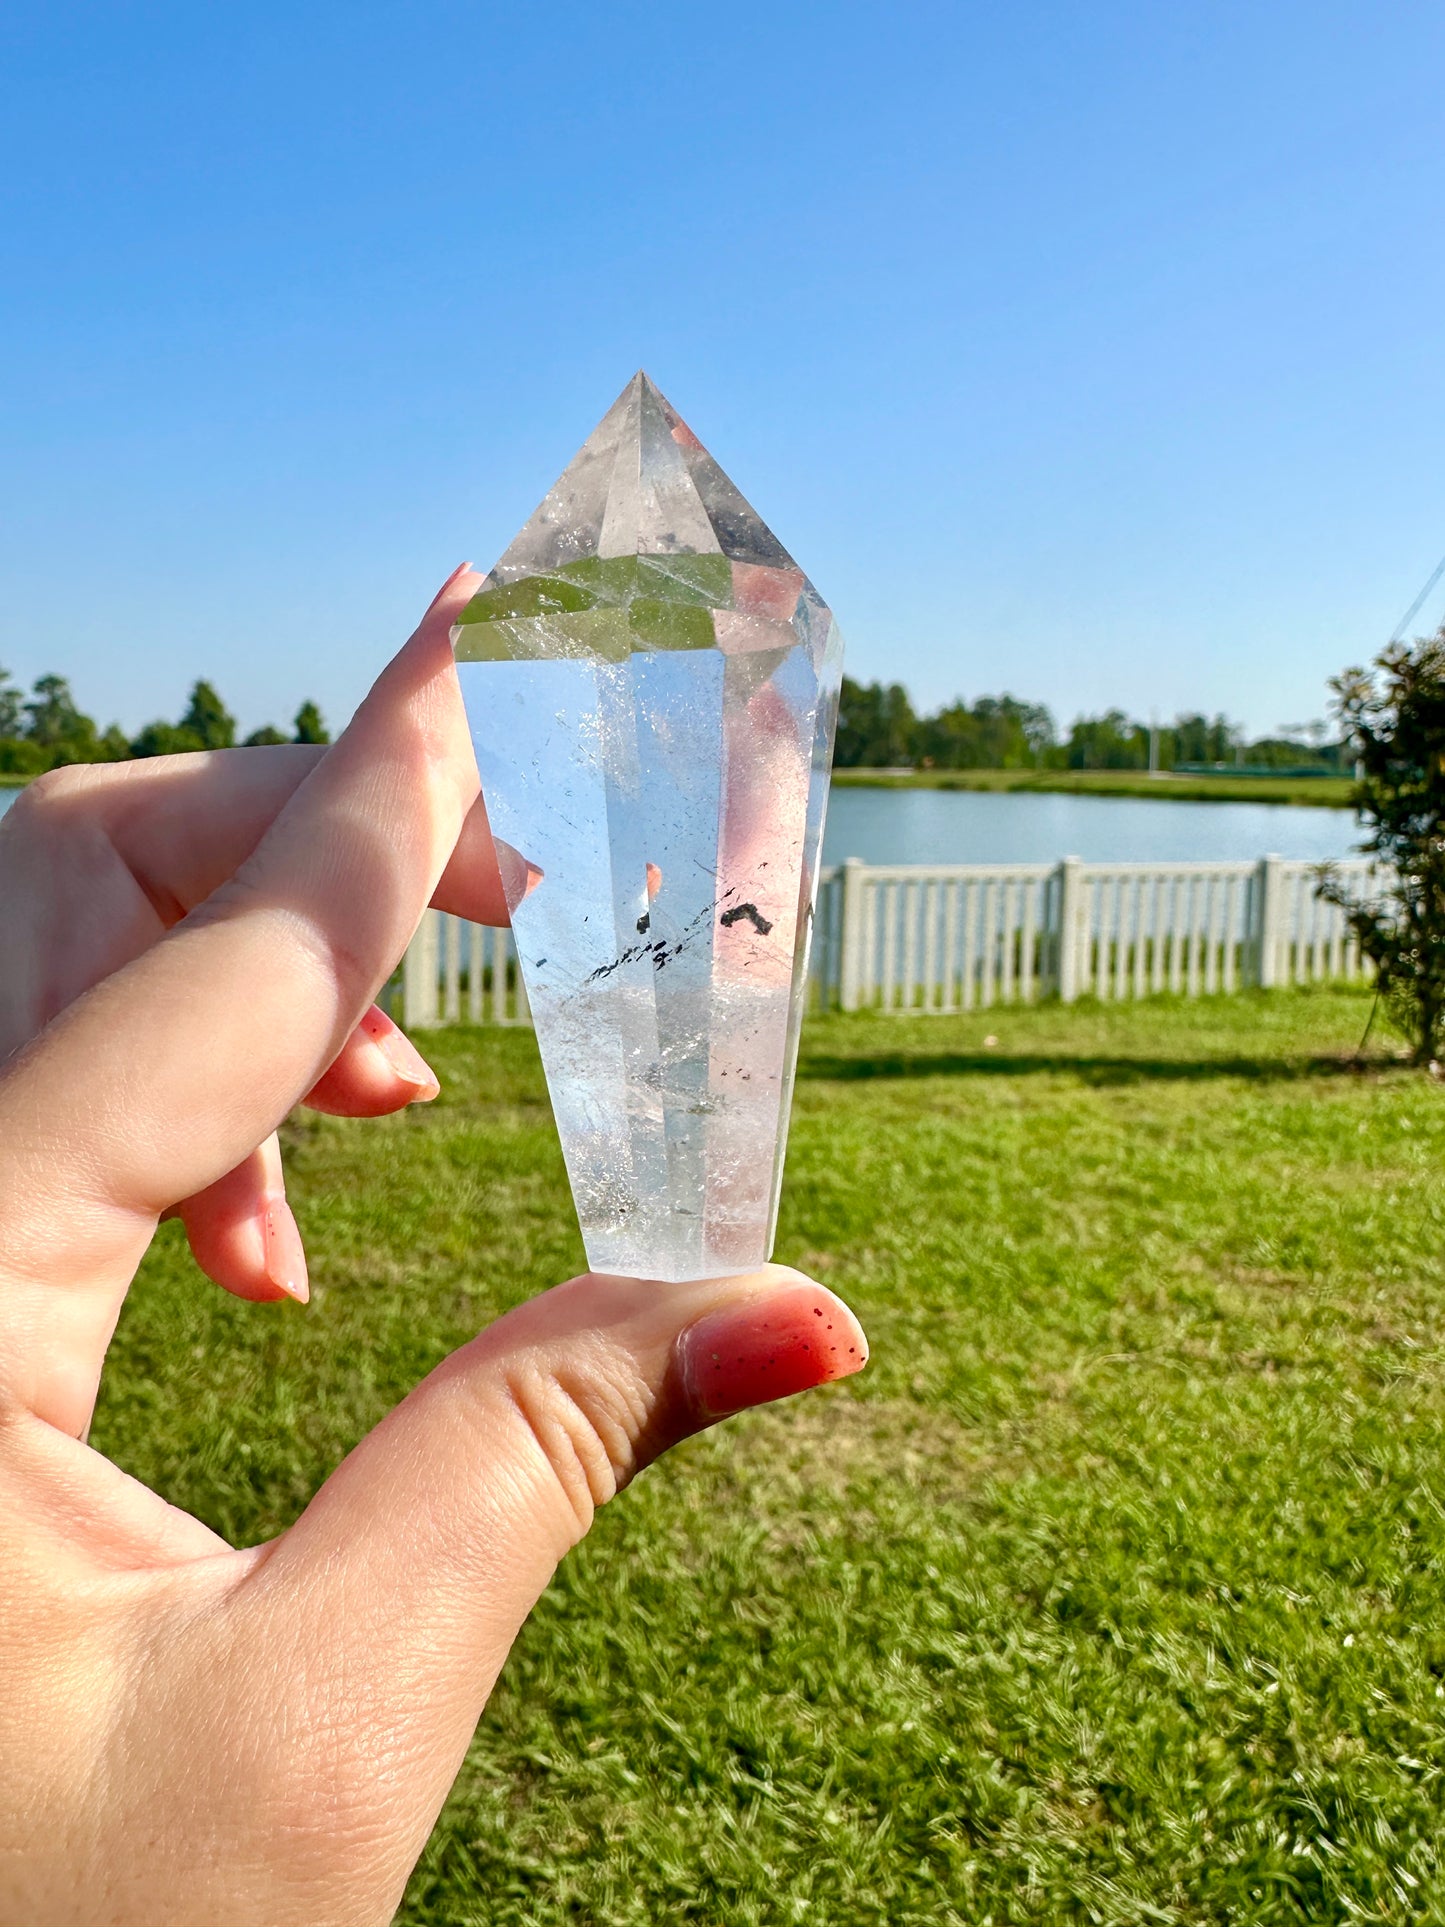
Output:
top-left (92, 989), bottom-right (1445, 1924)
top-left (831, 767), bottom-right (1355, 808)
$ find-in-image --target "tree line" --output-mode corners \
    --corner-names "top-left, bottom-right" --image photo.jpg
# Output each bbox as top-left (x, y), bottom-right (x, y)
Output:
top-left (0, 668), bottom-right (329, 775)
top-left (0, 661), bottom-right (1346, 780)
top-left (833, 678), bottom-right (1347, 773)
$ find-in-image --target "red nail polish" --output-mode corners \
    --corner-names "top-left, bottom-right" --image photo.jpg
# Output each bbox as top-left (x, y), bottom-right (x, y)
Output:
top-left (682, 1284), bottom-right (867, 1420)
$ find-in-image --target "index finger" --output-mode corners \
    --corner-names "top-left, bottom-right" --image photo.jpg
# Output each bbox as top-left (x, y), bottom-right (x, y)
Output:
top-left (0, 565), bottom-right (483, 1431)
top-left (78, 747), bottom-right (512, 931)
top-left (0, 689), bottom-right (510, 1070)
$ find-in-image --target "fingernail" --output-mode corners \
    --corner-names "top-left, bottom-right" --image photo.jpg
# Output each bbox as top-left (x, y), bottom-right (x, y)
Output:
top-left (681, 1283), bottom-right (868, 1420)
top-left (432, 562), bottom-right (476, 608)
top-left (261, 1198), bottom-right (310, 1305)
top-left (362, 1006), bottom-right (440, 1099)
top-left (494, 838), bottom-right (545, 907)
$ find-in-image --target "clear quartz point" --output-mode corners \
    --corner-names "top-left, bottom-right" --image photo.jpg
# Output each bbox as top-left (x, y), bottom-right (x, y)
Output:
top-left (453, 373), bottom-right (843, 1282)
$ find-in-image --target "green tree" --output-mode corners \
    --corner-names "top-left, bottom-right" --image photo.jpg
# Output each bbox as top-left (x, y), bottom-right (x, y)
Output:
top-left (131, 680), bottom-right (238, 758)
top-left (1016, 699), bottom-right (1057, 765)
top-left (243, 725), bottom-right (290, 747)
top-left (179, 680), bottom-right (236, 751)
top-left (0, 739), bottom-right (48, 776)
top-left (130, 720), bottom-right (204, 758)
top-left (1170, 712), bottom-right (1238, 766)
top-left (0, 667), bottom-right (22, 739)
top-left (833, 679), bottom-right (917, 767)
top-left (293, 701), bottom-right (330, 745)
top-left (1319, 628), bottom-right (1445, 1063)
top-left (1065, 709), bottom-right (1149, 770)
top-left (919, 695), bottom-right (1056, 769)
top-left (1242, 734), bottom-right (1348, 772)
top-left (25, 674), bottom-right (98, 756)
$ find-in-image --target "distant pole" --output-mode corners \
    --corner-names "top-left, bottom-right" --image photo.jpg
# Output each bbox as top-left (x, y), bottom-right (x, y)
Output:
top-left (1388, 547), bottom-right (1445, 645)
top-left (1148, 716), bottom-right (1159, 775)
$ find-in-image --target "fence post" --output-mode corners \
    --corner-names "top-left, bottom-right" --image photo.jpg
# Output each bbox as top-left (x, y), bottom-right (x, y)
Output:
top-left (402, 909), bottom-right (439, 1029)
top-left (808, 871), bottom-right (837, 1011)
top-left (838, 858), bottom-right (866, 1012)
top-left (1255, 854), bottom-right (1284, 988)
top-left (1057, 856), bottom-right (1084, 1002)
top-left (514, 930), bottom-right (532, 1026)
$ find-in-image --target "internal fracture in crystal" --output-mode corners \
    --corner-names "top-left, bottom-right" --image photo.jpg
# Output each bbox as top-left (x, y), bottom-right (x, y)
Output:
top-left (453, 373), bottom-right (843, 1282)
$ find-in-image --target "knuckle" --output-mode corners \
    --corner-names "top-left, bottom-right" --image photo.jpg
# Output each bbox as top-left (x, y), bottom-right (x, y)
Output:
top-left (23, 763), bottom-right (91, 807)
top-left (5, 763), bottom-right (94, 836)
top-left (189, 864), bottom-right (378, 1015)
top-left (500, 1353), bottom-right (655, 1542)
top-left (271, 903), bottom-right (377, 1016)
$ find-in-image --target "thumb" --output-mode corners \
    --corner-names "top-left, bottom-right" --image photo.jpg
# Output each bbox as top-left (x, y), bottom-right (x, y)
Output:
top-left (237, 1266), bottom-right (866, 1897)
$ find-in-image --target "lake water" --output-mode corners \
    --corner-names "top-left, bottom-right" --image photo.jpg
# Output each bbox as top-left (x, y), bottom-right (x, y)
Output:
top-left (0, 779), bottom-right (1362, 866)
top-left (821, 786), bottom-right (1360, 867)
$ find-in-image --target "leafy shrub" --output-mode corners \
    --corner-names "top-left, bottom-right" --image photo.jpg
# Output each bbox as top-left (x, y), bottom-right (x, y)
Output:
top-left (1320, 628), bottom-right (1445, 1064)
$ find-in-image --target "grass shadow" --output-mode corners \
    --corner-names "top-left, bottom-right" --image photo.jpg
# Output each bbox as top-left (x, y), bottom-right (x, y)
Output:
top-left (797, 1050), bottom-right (1403, 1087)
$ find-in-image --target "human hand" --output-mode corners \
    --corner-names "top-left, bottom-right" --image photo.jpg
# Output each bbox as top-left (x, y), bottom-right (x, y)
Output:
top-left (0, 567), bottom-right (868, 1926)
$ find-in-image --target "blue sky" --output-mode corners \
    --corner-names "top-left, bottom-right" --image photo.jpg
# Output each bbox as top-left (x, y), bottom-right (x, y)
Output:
top-left (2, 0), bottom-right (1442, 742)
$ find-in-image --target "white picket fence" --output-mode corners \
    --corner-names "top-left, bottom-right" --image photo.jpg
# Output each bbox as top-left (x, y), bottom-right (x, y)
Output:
top-left (814, 854), bottom-right (1375, 1012)
top-left (398, 854), bottom-right (1378, 1027)
top-left (402, 916), bottom-right (531, 1028)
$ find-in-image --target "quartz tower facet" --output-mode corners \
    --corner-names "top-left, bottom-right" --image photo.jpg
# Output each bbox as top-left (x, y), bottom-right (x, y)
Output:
top-left (453, 373), bottom-right (843, 1281)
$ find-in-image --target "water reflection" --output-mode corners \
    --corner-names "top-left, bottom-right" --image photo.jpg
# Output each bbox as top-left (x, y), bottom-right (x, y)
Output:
top-left (821, 785), bottom-right (1359, 867)
top-left (0, 777), bottom-right (1363, 867)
